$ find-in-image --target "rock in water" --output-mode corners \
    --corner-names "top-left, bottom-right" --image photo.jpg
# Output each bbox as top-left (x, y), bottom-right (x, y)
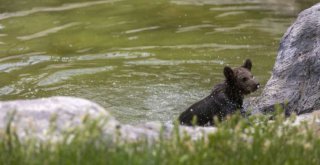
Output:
top-left (0, 96), bottom-right (119, 141)
top-left (248, 3), bottom-right (320, 115)
top-left (0, 96), bottom-right (217, 142)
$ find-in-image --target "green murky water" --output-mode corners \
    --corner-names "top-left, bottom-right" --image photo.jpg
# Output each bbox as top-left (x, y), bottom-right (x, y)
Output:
top-left (0, 0), bottom-right (317, 123)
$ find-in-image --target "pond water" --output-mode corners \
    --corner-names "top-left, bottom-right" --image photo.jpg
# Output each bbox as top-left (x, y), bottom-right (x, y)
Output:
top-left (0, 0), bottom-right (317, 124)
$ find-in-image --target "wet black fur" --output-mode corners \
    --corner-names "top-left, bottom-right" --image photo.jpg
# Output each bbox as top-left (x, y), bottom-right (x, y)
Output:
top-left (179, 59), bottom-right (258, 126)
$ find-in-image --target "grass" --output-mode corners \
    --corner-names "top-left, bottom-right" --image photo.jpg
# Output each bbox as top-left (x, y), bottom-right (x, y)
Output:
top-left (0, 110), bottom-right (319, 165)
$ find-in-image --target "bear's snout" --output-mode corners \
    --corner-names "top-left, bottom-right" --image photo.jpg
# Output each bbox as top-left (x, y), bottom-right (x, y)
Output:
top-left (253, 82), bottom-right (260, 91)
top-left (256, 82), bottom-right (260, 89)
top-left (244, 80), bottom-right (260, 94)
top-left (248, 76), bottom-right (260, 92)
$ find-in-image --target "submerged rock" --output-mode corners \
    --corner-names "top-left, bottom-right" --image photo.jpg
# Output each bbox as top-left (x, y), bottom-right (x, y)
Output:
top-left (247, 3), bottom-right (320, 115)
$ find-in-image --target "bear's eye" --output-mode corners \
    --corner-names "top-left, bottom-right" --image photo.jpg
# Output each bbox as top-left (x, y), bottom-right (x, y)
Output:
top-left (242, 77), bottom-right (248, 82)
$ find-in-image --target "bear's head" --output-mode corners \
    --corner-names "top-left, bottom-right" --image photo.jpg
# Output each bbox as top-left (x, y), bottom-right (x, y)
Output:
top-left (223, 59), bottom-right (260, 95)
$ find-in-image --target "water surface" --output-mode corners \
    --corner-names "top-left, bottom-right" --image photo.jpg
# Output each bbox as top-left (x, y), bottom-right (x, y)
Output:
top-left (0, 0), bottom-right (317, 123)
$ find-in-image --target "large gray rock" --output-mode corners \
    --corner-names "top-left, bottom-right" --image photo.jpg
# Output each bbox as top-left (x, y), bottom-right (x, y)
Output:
top-left (291, 109), bottom-right (320, 126)
top-left (0, 96), bottom-right (318, 143)
top-left (0, 96), bottom-right (217, 142)
top-left (248, 3), bottom-right (320, 115)
top-left (0, 96), bottom-right (119, 141)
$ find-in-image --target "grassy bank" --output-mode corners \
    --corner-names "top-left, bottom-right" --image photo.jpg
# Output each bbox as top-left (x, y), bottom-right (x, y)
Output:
top-left (0, 112), bottom-right (319, 165)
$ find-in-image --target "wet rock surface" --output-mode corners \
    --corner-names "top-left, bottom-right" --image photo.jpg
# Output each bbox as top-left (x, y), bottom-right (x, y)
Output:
top-left (247, 3), bottom-right (320, 115)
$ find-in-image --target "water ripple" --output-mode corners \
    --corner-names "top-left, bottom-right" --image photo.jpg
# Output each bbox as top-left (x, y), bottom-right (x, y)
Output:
top-left (213, 23), bottom-right (252, 32)
top-left (37, 66), bottom-right (115, 86)
top-left (0, 55), bottom-right (51, 72)
top-left (0, 86), bottom-right (15, 96)
top-left (125, 26), bottom-right (160, 34)
top-left (116, 43), bottom-right (263, 51)
top-left (17, 23), bottom-right (80, 41)
top-left (0, 0), bottom-right (122, 20)
top-left (215, 11), bottom-right (246, 18)
top-left (125, 59), bottom-right (225, 66)
top-left (77, 52), bottom-right (154, 61)
top-left (176, 24), bottom-right (216, 33)
top-left (171, 0), bottom-right (259, 6)
top-left (210, 5), bottom-right (264, 11)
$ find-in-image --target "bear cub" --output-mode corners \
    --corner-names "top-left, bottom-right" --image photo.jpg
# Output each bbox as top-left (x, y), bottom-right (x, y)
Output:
top-left (179, 59), bottom-right (259, 126)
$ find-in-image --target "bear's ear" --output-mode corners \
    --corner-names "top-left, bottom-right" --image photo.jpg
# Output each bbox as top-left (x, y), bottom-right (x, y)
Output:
top-left (224, 66), bottom-right (235, 83)
top-left (242, 59), bottom-right (252, 71)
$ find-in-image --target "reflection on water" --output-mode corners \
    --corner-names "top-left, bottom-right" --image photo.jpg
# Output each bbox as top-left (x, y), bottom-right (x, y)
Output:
top-left (116, 43), bottom-right (263, 51)
top-left (176, 24), bottom-right (216, 33)
top-left (125, 26), bottom-right (160, 34)
top-left (0, 0), bottom-right (318, 124)
top-left (38, 66), bottom-right (115, 86)
top-left (17, 22), bottom-right (80, 41)
top-left (0, 0), bottom-right (122, 20)
top-left (77, 52), bottom-right (154, 60)
top-left (125, 59), bottom-right (225, 66)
